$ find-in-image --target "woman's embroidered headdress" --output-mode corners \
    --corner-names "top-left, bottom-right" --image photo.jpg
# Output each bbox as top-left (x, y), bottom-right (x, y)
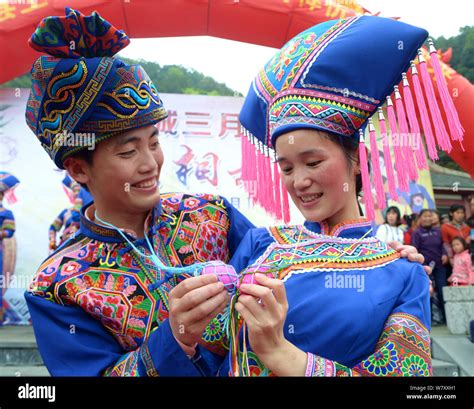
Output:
top-left (239, 16), bottom-right (464, 221)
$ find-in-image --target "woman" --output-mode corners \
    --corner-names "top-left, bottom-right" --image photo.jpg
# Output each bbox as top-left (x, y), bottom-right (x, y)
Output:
top-left (376, 206), bottom-right (405, 244)
top-left (217, 15), bottom-right (463, 376)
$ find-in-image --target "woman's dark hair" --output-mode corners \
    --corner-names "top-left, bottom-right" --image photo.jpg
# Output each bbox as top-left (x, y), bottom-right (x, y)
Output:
top-left (71, 149), bottom-right (95, 192)
top-left (384, 205), bottom-right (401, 226)
top-left (451, 236), bottom-right (469, 253)
top-left (449, 204), bottom-right (465, 221)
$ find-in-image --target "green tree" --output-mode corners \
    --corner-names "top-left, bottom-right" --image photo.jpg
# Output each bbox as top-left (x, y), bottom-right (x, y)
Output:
top-left (434, 26), bottom-right (474, 83)
top-left (432, 26), bottom-right (474, 172)
top-left (0, 58), bottom-right (242, 97)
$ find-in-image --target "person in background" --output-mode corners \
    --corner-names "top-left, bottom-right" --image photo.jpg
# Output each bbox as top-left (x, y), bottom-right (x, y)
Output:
top-left (48, 180), bottom-right (82, 253)
top-left (466, 196), bottom-right (474, 228)
top-left (376, 206), bottom-right (404, 244)
top-left (62, 174), bottom-right (93, 208)
top-left (403, 213), bottom-right (418, 246)
top-left (448, 237), bottom-right (474, 286)
top-left (412, 209), bottom-right (449, 325)
top-left (441, 204), bottom-right (471, 281)
top-left (431, 210), bottom-right (442, 228)
top-left (0, 172), bottom-right (19, 324)
top-left (466, 196), bottom-right (474, 261)
top-left (441, 205), bottom-right (471, 255)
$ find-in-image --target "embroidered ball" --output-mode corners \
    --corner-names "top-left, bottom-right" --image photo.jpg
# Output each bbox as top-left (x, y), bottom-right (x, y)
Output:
top-left (199, 261), bottom-right (275, 294)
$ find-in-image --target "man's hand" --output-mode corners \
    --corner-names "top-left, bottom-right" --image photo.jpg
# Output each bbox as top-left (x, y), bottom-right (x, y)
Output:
top-left (168, 274), bottom-right (229, 351)
top-left (388, 241), bottom-right (432, 276)
top-left (441, 255), bottom-right (449, 265)
top-left (388, 241), bottom-right (424, 263)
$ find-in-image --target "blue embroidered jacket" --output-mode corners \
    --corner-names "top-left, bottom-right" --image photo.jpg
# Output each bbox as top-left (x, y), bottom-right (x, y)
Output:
top-left (25, 193), bottom-right (254, 376)
top-left (218, 218), bottom-right (432, 376)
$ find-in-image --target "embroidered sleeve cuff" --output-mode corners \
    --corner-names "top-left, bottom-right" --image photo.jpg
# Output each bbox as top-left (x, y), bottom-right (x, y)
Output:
top-left (305, 353), bottom-right (337, 376)
top-left (138, 319), bottom-right (202, 376)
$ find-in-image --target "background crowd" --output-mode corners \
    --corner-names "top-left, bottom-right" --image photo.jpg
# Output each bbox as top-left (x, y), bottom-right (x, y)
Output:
top-left (376, 196), bottom-right (474, 325)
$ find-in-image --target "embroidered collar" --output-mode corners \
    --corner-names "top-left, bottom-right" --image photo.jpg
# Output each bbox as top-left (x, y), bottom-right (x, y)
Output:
top-left (304, 218), bottom-right (373, 239)
top-left (79, 200), bottom-right (162, 243)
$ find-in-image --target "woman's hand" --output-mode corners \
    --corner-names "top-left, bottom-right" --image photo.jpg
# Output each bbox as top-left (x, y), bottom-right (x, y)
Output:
top-left (236, 274), bottom-right (288, 356)
top-left (235, 274), bottom-right (307, 375)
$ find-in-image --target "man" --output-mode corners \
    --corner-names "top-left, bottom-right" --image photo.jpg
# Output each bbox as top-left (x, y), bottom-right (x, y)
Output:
top-left (412, 210), bottom-right (449, 325)
top-left (24, 8), bottom-right (253, 376)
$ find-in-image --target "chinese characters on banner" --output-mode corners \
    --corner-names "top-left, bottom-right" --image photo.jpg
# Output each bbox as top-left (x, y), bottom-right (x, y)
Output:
top-left (157, 94), bottom-right (269, 216)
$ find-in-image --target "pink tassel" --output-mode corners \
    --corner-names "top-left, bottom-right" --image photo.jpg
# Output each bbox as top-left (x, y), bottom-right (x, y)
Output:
top-left (273, 161), bottom-right (283, 221)
top-left (267, 149), bottom-right (278, 218)
top-left (241, 134), bottom-right (248, 188)
top-left (378, 108), bottom-right (398, 201)
top-left (256, 142), bottom-right (264, 208)
top-left (280, 177), bottom-right (291, 224)
top-left (248, 136), bottom-right (258, 205)
top-left (386, 96), bottom-right (409, 193)
top-left (259, 142), bottom-right (269, 213)
top-left (243, 132), bottom-right (251, 184)
top-left (358, 130), bottom-right (375, 221)
top-left (401, 73), bottom-right (428, 170)
top-left (62, 185), bottom-right (75, 204)
top-left (428, 39), bottom-right (464, 146)
top-left (394, 86), bottom-right (418, 182)
top-left (411, 62), bottom-right (438, 160)
top-left (263, 146), bottom-right (273, 215)
top-left (418, 50), bottom-right (452, 152)
top-left (368, 119), bottom-right (386, 210)
top-left (5, 188), bottom-right (18, 205)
